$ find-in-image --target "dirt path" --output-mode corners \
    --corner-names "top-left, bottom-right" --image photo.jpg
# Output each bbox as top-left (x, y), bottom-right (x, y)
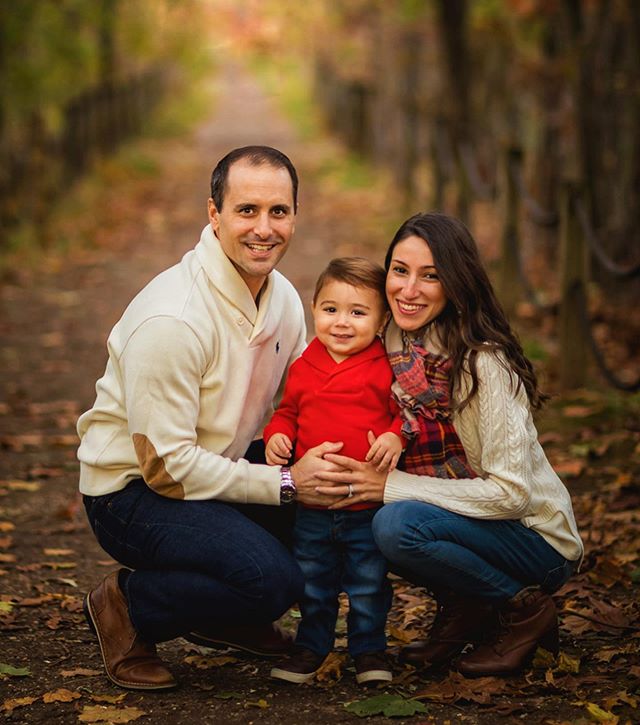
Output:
top-left (1, 62), bottom-right (639, 725)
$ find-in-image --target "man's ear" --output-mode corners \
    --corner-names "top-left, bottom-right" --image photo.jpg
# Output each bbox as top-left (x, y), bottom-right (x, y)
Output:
top-left (207, 198), bottom-right (219, 232)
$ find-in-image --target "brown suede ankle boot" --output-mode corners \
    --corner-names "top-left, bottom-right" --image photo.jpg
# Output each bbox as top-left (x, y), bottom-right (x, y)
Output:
top-left (457, 587), bottom-right (559, 677)
top-left (400, 593), bottom-right (496, 668)
top-left (84, 570), bottom-right (177, 690)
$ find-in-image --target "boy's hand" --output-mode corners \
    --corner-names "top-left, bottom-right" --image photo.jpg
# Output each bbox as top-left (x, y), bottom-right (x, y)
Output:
top-left (365, 431), bottom-right (403, 472)
top-left (265, 433), bottom-right (293, 466)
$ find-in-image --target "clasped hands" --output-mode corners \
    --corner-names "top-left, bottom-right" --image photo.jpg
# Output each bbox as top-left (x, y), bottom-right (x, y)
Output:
top-left (287, 431), bottom-right (392, 509)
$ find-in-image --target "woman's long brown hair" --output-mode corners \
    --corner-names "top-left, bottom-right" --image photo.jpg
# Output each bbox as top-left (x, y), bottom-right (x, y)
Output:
top-left (384, 212), bottom-right (549, 410)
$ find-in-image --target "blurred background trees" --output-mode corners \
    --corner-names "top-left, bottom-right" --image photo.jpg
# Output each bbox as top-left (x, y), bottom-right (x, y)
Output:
top-left (0, 0), bottom-right (209, 244)
top-left (1, 0), bottom-right (637, 387)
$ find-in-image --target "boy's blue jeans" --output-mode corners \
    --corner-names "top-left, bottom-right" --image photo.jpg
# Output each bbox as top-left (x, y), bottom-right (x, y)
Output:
top-left (293, 507), bottom-right (392, 658)
top-left (372, 501), bottom-right (576, 602)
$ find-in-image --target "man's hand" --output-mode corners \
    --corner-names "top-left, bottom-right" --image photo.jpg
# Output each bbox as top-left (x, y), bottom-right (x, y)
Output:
top-left (265, 433), bottom-right (292, 466)
top-left (290, 441), bottom-right (346, 507)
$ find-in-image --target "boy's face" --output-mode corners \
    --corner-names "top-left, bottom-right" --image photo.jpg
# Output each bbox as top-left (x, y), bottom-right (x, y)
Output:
top-left (312, 280), bottom-right (387, 363)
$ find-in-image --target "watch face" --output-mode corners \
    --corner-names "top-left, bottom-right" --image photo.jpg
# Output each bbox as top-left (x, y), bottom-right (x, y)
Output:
top-left (280, 485), bottom-right (296, 504)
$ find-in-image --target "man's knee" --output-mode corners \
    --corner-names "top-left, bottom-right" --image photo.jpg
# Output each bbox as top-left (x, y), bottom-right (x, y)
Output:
top-left (257, 551), bottom-right (304, 620)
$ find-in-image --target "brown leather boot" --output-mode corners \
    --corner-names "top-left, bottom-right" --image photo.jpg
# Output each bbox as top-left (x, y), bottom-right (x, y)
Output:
top-left (457, 587), bottom-right (559, 677)
top-left (400, 593), bottom-right (496, 668)
top-left (84, 570), bottom-right (177, 690)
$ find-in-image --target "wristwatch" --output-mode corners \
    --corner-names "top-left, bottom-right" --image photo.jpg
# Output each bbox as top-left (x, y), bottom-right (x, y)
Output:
top-left (279, 466), bottom-right (297, 504)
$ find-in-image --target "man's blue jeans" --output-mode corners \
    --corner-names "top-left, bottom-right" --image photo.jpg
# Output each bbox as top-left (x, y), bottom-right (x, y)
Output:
top-left (372, 502), bottom-right (576, 602)
top-left (293, 507), bottom-right (392, 658)
top-left (82, 444), bottom-right (303, 643)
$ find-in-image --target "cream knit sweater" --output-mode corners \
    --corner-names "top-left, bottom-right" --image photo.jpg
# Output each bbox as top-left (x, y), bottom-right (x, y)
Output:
top-left (77, 225), bottom-right (306, 504)
top-left (384, 324), bottom-right (584, 563)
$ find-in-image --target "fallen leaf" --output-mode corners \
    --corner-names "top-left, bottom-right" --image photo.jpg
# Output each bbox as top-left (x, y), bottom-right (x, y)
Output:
top-left (0, 662), bottom-right (30, 677)
top-left (1, 696), bottom-right (38, 713)
top-left (42, 688), bottom-right (81, 703)
top-left (0, 536), bottom-right (13, 549)
top-left (46, 615), bottom-right (62, 630)
top-left (344, 694), bottom-right (427, 718)
top-left (78, 705), bottom-right (146, 723)
top-left (50, 434), bottom-right (79, 447)
top-left (43, 548), bottom-right (74, 556)
top-left (244, 699), bottom-right (269, 709)
top-left (0, 553), bottom-right (16, 563)
top-left (0, 522), bottom-right (15, 532)
top-left (415, 672), bottom-right (507, 705)
top-left (316, 651), bottom-right (345, 682)
top-left (90, 694), bottom-right (127, 704)
top-left (17, 594), bottom-right (55, 606)
top-left (557, 651), bottom-right (581, 674)
top-left (183, 655), bottom-right (237, 669)
top-left (2, 480), bottom-right (41, 492)
top-left (582, 701), bottom-right (619, 723)
top-left (61, 668), bottom-right (103, 678)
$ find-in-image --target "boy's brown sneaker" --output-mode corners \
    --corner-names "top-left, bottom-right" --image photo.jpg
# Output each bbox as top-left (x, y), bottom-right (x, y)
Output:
top-left (354, 651), bottom-right (393, 685)
top-left (270, 647), bottom-right (327, 684)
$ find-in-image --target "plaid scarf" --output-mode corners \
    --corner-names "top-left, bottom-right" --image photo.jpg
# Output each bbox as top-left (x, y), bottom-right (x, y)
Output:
top-left (387, 327), bottom-right (476, 478)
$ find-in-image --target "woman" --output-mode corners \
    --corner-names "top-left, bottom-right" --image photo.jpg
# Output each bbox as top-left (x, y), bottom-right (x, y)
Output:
top-left (316, 212), bottom-right (583, 677)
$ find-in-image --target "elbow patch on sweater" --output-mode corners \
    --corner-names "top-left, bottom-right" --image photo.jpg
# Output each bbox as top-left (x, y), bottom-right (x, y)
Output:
top-left (132, 433), bottom-right (185, 499)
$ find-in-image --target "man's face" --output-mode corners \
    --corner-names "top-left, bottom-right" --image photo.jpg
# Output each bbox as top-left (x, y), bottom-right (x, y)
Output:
top-left (208, 160), bottom-right (296, 299)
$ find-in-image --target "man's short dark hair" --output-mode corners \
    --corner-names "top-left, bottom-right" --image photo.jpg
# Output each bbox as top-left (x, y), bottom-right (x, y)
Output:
top-left (210, 146), bottom-right (299, 212)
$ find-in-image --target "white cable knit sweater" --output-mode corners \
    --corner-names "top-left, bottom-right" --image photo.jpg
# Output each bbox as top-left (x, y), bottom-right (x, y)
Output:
top-left (383, 324), bottom-right (584, 563)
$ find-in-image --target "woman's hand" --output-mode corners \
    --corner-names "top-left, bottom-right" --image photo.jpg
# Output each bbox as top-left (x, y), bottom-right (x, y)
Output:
top-left (315, 432), bottom-right (389, 509)
top-left (290, 441), bottom-right (347, 507)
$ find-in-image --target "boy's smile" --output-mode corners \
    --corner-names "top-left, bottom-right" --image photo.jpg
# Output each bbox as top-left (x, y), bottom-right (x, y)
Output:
top-left (312, 280), bottom-right (386, 363)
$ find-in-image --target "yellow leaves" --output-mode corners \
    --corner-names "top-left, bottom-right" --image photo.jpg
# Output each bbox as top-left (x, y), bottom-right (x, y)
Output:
top-left (1, 696), bottom-right (38, 714)
top-left (183, 654), bottom-right (238, 669)
top-left (573, 701), bottom-right (619, 723)
top-left (78, 705), bottom-right (146, 722)
top-left (43, 548), bottom-right (75, 556)
top-left (0, 480), bottom-right (41, 492)
top-left (60, 667), bottom-right (103, 678)
top-left (316, 651), bottom-right (346, 682)
top-left (244, 698), bottom-right (270, 709)
top-left (42, 688), bottom-right (82, 703)
top-left (0, 522), bottom-right (15, 532)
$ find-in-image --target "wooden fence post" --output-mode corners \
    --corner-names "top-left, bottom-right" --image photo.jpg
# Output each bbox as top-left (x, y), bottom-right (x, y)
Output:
top-left (558, 181), bottom-right (589, 389)
top-left (498, 145), bottom-right (522, 318)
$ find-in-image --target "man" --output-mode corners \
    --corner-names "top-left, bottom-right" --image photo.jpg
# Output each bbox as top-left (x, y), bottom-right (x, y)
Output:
top-left (78, 146), bottom-right (341, 690)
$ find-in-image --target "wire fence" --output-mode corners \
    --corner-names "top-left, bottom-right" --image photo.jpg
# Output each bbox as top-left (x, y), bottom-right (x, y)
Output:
top-left (0, 67), bottom-right (169, 245)
top-left (424, 126), bottom-right (639, 392)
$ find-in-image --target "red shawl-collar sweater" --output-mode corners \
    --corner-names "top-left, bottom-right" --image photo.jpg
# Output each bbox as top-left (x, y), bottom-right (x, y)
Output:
top-left (264, 337), bottom-right (403, 509)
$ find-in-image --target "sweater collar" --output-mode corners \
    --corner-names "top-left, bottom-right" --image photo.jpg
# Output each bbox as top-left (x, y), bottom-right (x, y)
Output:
top-left (303, 336), bottom-right (387, 374)
top-left (194, 225), bottom-right (272, 324)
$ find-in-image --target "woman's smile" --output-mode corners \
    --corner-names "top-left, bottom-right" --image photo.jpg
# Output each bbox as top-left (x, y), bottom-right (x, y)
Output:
top-left (385, 235), bottom-right (447, 331)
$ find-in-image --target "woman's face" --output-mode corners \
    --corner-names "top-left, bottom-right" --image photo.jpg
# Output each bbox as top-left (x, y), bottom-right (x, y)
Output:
top-left (385, 235), bottom-right (448, 332)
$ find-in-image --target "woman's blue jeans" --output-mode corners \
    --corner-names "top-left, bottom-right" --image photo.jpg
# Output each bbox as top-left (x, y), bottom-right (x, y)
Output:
top-left (372, 501), bottom-right (576, 602)
top-left (83, 444), bottom-right (304, 643)
top-left (294, 507), bottom-right (391, 657)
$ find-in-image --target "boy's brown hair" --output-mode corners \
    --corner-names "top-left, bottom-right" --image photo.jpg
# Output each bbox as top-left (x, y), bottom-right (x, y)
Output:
top-left (312, 257), bottom-right (387, 307)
